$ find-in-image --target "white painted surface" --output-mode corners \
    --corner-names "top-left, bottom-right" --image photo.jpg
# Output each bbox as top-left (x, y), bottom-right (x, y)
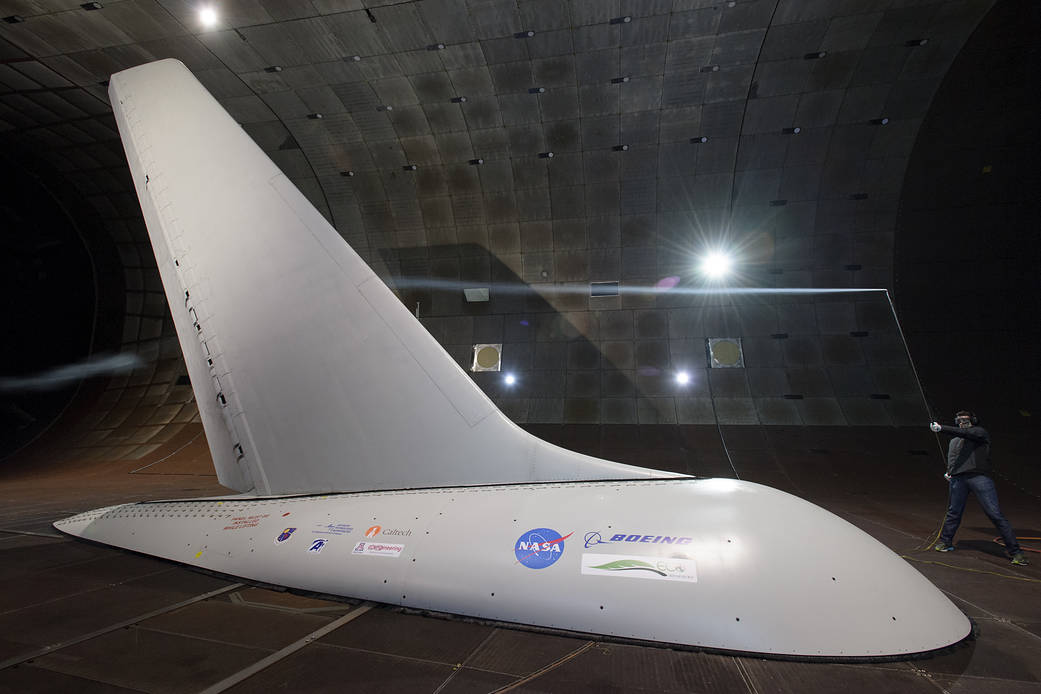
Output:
top-left (56, 479), bottom-right (970, 657)
top-left (83, 59), bottom-right (973, 659)
top-left (108, 59), bottom-right (671, 495)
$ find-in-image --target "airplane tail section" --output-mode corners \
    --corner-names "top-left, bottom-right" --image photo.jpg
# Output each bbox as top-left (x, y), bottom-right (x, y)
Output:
top-left (109, 59), bottom-right (672, 495)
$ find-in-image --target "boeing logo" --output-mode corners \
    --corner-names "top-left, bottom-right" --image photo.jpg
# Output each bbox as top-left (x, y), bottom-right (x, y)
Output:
top-left (585, 531), bottom-right (693, 547)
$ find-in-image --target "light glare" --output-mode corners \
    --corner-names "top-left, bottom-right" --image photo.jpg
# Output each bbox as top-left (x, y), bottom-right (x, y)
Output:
top-left (504, 373), bottom-right (516, 386)
top-left (199, 6), bottom-right (217, 27)
top-left (700, 251), bottom-right (733, 279)
top-left (675, 371), bottom-right (691, 385)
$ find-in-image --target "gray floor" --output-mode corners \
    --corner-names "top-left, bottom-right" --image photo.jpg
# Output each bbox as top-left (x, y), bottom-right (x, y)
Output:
top-left (1, 426), bottom-right (1039, 693)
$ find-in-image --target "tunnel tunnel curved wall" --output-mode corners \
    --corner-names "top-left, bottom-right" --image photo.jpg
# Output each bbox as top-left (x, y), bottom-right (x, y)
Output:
top-left (895, 0), bottom-right (1041, 494)
top-left (4, 0), bottom-right (1036, 505)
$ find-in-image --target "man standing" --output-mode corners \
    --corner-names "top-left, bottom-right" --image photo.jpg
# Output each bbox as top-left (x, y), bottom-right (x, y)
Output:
top-left (930, 411), bottom-right (1028, 566)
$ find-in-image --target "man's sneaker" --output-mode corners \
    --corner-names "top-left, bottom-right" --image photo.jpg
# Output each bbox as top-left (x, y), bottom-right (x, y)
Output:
top-left (934, 543), bottom-right (955, 552)
top-left (1011, 552), bottom-right (1029, 566)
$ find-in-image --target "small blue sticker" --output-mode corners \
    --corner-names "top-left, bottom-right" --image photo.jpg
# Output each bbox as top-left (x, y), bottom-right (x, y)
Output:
top-left (308, 538), bottom-right (328, 553)
top-left (515, 528), bottom-right (572, 569)
top-left (276, 527), bottom-right (296, 543)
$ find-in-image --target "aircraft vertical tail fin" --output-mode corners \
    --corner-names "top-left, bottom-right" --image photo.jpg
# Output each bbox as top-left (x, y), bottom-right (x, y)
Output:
top-left (110, 59), bottom-right (673, 494)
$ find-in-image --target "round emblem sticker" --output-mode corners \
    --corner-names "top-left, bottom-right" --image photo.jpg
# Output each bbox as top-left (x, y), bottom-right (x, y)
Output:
top-left (514, 528), bottom-right (571, 569)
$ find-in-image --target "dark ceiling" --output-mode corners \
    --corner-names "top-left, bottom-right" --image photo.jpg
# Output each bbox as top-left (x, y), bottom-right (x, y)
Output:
top-left (0, 0), bottom-right (1037, 465)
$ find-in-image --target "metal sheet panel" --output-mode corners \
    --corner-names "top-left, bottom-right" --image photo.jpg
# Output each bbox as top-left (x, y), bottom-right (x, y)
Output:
top-left (56, 479), bottom-right (971, 658)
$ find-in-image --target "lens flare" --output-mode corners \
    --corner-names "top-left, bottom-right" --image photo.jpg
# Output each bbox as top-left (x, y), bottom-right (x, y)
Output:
top-left (199, 6), bottom-right (218, 27)
top-left (699, 251), bottom-right (733, 279)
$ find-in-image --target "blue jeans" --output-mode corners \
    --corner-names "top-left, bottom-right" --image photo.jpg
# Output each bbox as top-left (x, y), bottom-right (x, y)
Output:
top-left (940, 473), bottom-right (1020, 554)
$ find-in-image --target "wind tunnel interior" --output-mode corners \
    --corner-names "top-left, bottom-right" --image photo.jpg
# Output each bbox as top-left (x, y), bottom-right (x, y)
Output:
top-left (1, 0), bottom-right (1040, 691)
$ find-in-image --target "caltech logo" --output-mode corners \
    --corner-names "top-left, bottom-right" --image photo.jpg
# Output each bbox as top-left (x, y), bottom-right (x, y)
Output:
top-left (365, 524), bottom-right (412, 538)
top-left (515, 528), bottom-right (573, 569)
top-left (275, 527), bottom-right (296, 544)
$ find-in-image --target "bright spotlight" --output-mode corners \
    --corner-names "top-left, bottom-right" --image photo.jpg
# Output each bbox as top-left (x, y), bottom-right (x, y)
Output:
top-left (699, 251), bottom-right (733, 279)
top-left (675, 371), bottom-right (691, 386)
top-left (199, 6), bottom-right (218, 27)
top-left (504, 373), bottom-right (516, 386)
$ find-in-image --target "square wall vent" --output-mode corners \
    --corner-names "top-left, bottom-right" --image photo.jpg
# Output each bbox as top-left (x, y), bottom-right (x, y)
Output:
top-left (706, 338), bottom-right (744, 368)
top-left (471, 344), bottom-right (502, 372)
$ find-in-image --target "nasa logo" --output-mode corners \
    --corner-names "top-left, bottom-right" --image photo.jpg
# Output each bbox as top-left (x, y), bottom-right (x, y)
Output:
top-left (308, 538), bottom-right (328, 553)
top-left (275, 527), bottom-right (296, 544)
top-left (515, 528), bottom-right (573, 569)
top-left (365, 525), bottom-right (381, 538)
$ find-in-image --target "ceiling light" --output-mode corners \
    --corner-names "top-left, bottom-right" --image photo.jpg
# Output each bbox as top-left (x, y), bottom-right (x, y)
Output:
top-left (699, 251), bottom-right (733, 279)
top-left (691, 136), bottom-right (709, 144)
top-left (870, 117), bottom-right (889, 125)
top-left (199, 6), bottom-right (217, 27)
top-left (675, 371), bottom-right (691, 386)
top-left (782, 126), bottom-right (801, 134)
top-left (504, 373), bottom-right (517, 386)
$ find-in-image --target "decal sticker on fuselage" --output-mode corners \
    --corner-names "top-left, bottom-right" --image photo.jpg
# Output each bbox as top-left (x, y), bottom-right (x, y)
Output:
top-left (584, 531), bottom-right (693, 548)
top-left (222, 514), bottom-right (269, 531)
top-left (308, 538), bottom-right (328, 553)
top-left (312, 522), bottom-right (353, 536)
top-left (515, 528), bottom-right (573, 569)
top-left (352, 541), bottom-right (404, 557)
top-left (581, 553), bottom-right (697, 582)
top-left (275, 527), bottom-right (297, 544)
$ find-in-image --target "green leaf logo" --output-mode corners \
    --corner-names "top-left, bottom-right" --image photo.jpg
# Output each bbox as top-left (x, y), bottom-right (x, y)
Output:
top-left (590, 559), bottom-right (667, 576)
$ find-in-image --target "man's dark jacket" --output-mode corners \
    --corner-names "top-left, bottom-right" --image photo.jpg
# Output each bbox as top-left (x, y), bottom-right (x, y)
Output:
top-left (937, 425), bottom-right (992, 476)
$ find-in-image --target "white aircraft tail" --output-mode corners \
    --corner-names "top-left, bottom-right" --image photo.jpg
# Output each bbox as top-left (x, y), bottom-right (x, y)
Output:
top-left (110, 59), bottom-right (671, 495)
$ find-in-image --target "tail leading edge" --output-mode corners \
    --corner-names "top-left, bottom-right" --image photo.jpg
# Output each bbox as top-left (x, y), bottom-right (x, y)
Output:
top-left (110, 59), bottom-right (673, 495)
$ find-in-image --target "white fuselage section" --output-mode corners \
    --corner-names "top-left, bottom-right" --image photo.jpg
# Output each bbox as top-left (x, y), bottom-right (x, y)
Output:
top-left (56, 478), bottom-right (969, 658)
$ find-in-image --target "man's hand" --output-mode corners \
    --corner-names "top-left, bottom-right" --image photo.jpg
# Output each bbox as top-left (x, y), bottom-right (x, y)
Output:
top-left (930, 422), bottom-right (942, 432)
